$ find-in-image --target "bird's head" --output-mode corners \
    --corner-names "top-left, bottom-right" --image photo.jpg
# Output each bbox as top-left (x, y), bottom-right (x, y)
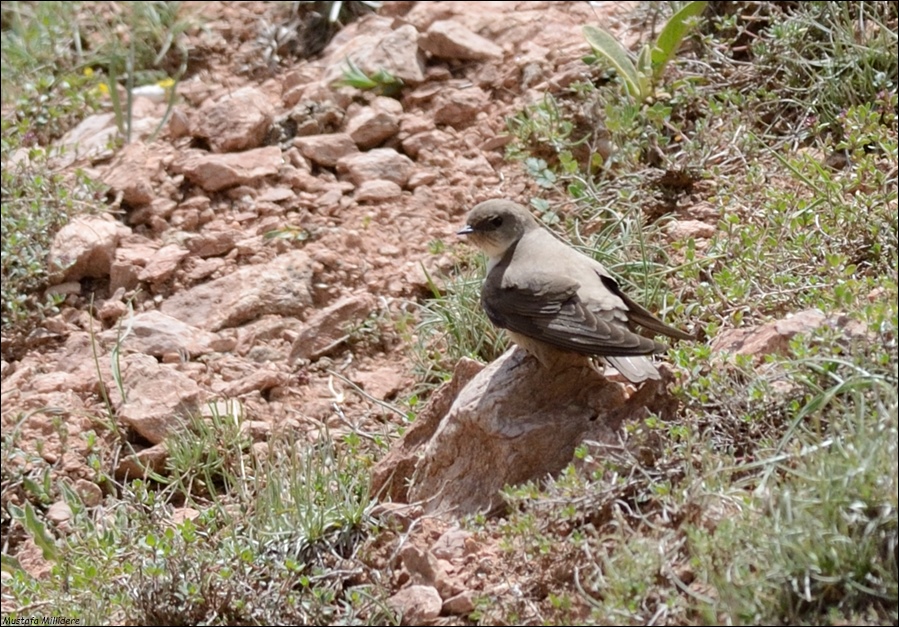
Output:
top-left (457, 200), bottom-right (539, 261)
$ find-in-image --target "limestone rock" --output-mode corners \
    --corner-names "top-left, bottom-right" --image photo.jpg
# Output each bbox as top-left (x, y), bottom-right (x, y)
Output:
top-left (710, 309), bottom-right (867, 358)
top-left (289, 293), bottom-right (377, 362)
top-left (161, 250), bottom-right (314, 331)
top-left (100, 141), bottom-right (155, 206)
top-left (54, 112), bottom-right (118, 166)
top-left (105, 311), bottom-right (222, 358)
top-left (420, 20), bottom-right (503, 61)
top-left (73, 479), bottom-right (103, 507)
top-left (173, 146), bottom-right (282, 192)
top-left (387, 585), bottom-right (442, 625)
top-left (116, 442), bottom-right (168, 479)
top-left (402, 348), bottom-right (677, 515)
top-left (433, 86), bottom-right (488, 129)
top-left (137, 244), bottom-right (188, 285)
top-left (666, 219), bottom-right (716, 241)
top-left (219, 369), bottom-right (290, 398)
top-left (184, 229), bottom-right (238, 258)
top-left (442, 591), bottom-right (476, 615)
top-left (48, 216), bottom-right (126, 282)
top-left (352, 364), bottom-right (406, 401)
top-left (116, 353), bottom-right (204, 444)
top-left (195, 86), bottom-right (274, 153)
top-left (371, 358), bottom-right (484, 502)
top-left (401, 129), bottom-right (453, 160)
top-left (346, 97), bottom-right (402, 149)
top-left (355, 179), bottom-right (402, 202)
top-left (324, 20), bottom-right (425, 85)
top-left (337, 147), bottom-right (414, 187)
top-left (295, 133), bottom-right (357, 167)
top-left (46, 501), bottom-right (73, 529)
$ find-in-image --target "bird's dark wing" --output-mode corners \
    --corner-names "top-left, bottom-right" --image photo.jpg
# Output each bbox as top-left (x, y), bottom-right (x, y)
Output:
top-left (598, 273), bottom-right (695, 341)
top-left (482, 270), bottom-right (663, 357)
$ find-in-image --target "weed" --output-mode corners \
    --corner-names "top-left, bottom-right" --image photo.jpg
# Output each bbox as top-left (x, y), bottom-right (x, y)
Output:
top-left (584, 1), bottom-right (709, 104)
top-left (337, 57), bottom-right (403, 97)
top-left (412, 260), bottom-right (506, 384)
top-left (0, 146), bottom-right (102, 356)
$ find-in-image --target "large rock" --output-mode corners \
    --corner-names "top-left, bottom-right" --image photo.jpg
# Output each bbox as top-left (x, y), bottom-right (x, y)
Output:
top-left (355, 179), bottom-right (402, 202)
top-left (323, 19), bottom-right (425, 85)
top-left (194, 86), bottom-right (274, 153)
top-left (289, 292), bottom-right (377, 362)
top-left (161, 250), bottom-right (314, 331)
top-left (388, 348), bottom-right (678, 515)
top-left (371, 358), bottom-right (484, 503)
top-left (137, 244), bottom-right (189, 285)
top-left (433, 86), bottom-right (488, 129)
top-left (710, 309), bottom-right (867, 358)
top-left (295, 133), bottom-right (357, 167)
top-left (100, 141), bottom-right (156, 206)
top-left (184, 229), bottom-right (238, 258)
top-left (116, 353), bottom-right (204, 444)
top-left (387, 585), bottom-right (442, 625)
top-left (173, 146), bottom-right (283, 192)
top-left (104, 311), bottom-right (224, 358)
top-left (346, 97), bottom-right (403, 149)
top-left (337, 148), bottom-right (415, 187)
top-left (401, 129), bottom-right (453, 160)
top-left (48, 216), bottom-right (127, 282)
top-left (420, 20), bottom-right (503, 61)
top-left (53, 112), bottom-right (118, 167)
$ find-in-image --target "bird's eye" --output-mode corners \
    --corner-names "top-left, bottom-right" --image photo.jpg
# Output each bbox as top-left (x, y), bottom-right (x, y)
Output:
top-left (488, 216), bottom-right (503, 228)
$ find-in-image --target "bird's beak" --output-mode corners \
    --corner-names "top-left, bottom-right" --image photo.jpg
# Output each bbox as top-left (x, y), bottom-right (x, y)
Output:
top-left (457, 224), bottom-right (474, 236)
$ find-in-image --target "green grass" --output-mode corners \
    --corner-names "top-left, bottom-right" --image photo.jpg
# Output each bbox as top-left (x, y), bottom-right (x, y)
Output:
top-left (0, 146), bottom-right (100, 349)
top-left (3, 404), bottom-right (391, 624)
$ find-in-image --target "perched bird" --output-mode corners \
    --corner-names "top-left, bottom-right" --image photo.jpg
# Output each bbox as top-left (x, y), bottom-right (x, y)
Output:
top-left (457, 199), bottom-right (693, 383)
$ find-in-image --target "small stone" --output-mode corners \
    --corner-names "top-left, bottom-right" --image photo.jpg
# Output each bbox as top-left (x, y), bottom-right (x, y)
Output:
top-left (195, 86), bottom-right (274, 153)
top-left (355, 179), bottom-right (402, 202)
top-left (421, 20), bottom-right (503, 61)
top-left (47, 501), bottom-right (73, 530)
top-left (337, 148), bottom-right (414, 187)
top-left (295, 133), bottom-right (358, 168)
top-left (49, 217), bottom-right (125, 282)
top-left (387, 585), bottom-right (441, 625)
top-left (442, 591), bottom-right (476, 615)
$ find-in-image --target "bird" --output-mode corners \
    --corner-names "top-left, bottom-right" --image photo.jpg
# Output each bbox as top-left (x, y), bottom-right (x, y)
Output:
top-left (457, 199), bottom-right (693, 383)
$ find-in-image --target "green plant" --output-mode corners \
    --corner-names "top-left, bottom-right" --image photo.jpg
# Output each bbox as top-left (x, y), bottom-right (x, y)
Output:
top-left (583, 1), bottom-right (708, 103)
top-left (0, 146), bottom-right (101, 353)
top-left (2, 2), bottom-right (193, 143)
top-left (413, 261), bottom-right (507, 384)
top-left (263, 224), bottom-right (311, 243)
top-left (2, 424), bottom-right (388, 624)
top-left (746, 1), bottom-right (898, 138)
top-left (337, 57), bottom-right (404, 96)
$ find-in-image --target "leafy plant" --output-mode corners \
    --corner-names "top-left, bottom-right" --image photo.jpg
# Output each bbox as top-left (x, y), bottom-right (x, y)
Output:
top-left (413, 261), bottom-right (507, 385)
top-left (583, 1), bottom-right (708, 103)
top-left (337, 57), bottom-right (403, 96)
top-left (0, 144), bottom-right (101, 352)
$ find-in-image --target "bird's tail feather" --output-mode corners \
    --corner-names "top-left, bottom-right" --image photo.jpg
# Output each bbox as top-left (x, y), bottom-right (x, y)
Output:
top-left (605, 355), bottom-right (661, 383)
top-left (599, 274), bottom-right (695, 341)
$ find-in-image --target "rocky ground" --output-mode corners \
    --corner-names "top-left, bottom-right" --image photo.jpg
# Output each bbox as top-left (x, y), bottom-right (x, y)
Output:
top-left (2, 0), bottom-right (635, 467)
top-left (5, 2), bottom-right (885, 623)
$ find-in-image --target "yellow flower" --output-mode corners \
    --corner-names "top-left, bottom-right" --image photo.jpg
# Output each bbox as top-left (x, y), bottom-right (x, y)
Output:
top-left (157, 78), bottom-right (175, 89)
top-left (83, 67), bottom-right (94, 78)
